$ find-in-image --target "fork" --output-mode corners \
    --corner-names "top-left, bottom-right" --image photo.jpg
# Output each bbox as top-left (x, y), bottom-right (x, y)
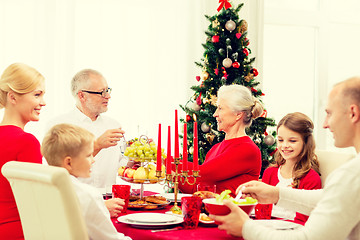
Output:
top-left (234, 187), bottom-right (245, 202)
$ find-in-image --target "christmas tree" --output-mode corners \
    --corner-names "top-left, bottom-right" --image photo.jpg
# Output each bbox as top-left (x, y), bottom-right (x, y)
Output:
top-left (180, 1), bottom-right (277, 175)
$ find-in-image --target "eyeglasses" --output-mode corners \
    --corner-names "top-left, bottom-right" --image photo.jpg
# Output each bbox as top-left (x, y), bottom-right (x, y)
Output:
top-left (81, 88), bottom-right (112, 98)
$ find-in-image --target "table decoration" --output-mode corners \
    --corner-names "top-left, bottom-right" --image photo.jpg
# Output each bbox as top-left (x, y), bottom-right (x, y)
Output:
top-left (160, 110), bottom-right (200, 213)
top-left (121, 135), bottom-right (166, 201)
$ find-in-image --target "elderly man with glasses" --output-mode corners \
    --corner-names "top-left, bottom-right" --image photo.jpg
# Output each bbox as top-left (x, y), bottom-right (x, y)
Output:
top-left (47, 69), bottom-right (126, 190)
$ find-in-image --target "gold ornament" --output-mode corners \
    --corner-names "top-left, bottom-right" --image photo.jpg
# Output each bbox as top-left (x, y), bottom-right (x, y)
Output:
top-left (210, 95), bottom-right (218, 106)
top-left (212, 19), bottom-right (220, 29)
top-left (204, 55), bottom-right (209, 65)
top-left (239, 20), bottom-right (248, 34)
top-left (206, 133), bottom-right (216, 144)
top-left (244, 73), bottom-right (254, 82)
top-left (202, 71), bottom-right (209, 80)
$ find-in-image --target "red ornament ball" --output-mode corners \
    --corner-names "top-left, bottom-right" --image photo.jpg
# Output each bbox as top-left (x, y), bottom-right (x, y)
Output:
top-left (232, 61), bottom-right (240, 68)
top-left (243, 48), bottom-right (249, 56)
top-left (212, 35), bottom-right (219, 43)
top-left (186, 115), bottom-right (191, 122)
top-left (252, 68), bottom-right (259, 76)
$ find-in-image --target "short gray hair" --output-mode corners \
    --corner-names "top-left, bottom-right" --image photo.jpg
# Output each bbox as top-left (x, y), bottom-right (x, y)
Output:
top-left (71, 69), bottom-right (103, 98)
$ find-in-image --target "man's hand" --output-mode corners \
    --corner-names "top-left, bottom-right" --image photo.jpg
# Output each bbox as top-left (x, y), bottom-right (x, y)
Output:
top-left (209, 200), bottom-right (249, 237)
top-left (104, 198), bottom-right (125, 218)
top-left (238, 180), bottom-right (279, 204)
top-left (93, 128), bottom-right (125, 156)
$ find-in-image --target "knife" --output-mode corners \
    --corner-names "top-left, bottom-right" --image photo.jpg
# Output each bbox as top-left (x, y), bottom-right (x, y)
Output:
top-left (151, 227), bottom-right (183, 232)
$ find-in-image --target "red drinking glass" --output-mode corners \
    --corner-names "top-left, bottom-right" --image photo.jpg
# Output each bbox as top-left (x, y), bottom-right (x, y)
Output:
top-left (112, 184), bottom-right (131, 213)
top-left (255, 203), bottom-right (273, 219)
top-left (181, 196), bottom-right (202, 229)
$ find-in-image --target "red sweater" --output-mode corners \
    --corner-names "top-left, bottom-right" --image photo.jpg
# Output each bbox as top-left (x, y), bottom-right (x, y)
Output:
top-left (178, 136), bottom-right (261, 196)
top-left (0, 125), bottom-right (42, 240)
top-left (262, 166), bottom-right (322, 225)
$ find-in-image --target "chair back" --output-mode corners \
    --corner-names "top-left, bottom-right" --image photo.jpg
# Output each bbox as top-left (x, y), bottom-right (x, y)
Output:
top-left (315, 149), bottom-right (355, 187)
top-left (1, 161), bottom-right (88, 240)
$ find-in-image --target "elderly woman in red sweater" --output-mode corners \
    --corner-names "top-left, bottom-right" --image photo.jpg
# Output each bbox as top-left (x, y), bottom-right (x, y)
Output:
top-left (179, 84), bottom-right (264, 196)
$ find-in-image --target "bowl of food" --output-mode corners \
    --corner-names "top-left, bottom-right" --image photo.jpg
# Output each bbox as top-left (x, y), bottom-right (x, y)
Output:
top-left (203, 190), bottom-right (257, 216)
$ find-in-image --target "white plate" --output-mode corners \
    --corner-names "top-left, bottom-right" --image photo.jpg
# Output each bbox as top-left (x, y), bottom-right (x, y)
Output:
top-left (118, 213), bottom-right (183, 229)
top-left (199, 213), bottom-right (216, 225)
top-left (124, 213), bottom-right (178, 224)
top-left (255, 219), bottom-right (302, 230)
top-left (157, 193), bottom-right (193, 202)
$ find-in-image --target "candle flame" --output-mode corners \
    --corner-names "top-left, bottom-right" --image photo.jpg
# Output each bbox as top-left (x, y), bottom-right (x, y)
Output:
top-left (193, 114), bottom-right (197, 121)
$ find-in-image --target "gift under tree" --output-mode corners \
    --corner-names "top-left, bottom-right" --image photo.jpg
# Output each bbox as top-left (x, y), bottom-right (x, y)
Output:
top-left (180, 0), bottom-right (276, 176)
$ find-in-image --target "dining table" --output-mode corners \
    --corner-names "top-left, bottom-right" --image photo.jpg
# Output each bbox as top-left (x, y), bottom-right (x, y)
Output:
top-left (112, 205), bottom-right (241, 240)
top-left (111, 190), bottom-right (303, 240)
top-left (111, 191), bottom-right (242, 240)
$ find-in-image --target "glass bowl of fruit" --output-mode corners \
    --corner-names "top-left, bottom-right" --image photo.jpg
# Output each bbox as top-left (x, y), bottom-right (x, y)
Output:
top-left (123, 136), bottom-right (166, 162)
top-left (119, 136), bottom-right (166, 184)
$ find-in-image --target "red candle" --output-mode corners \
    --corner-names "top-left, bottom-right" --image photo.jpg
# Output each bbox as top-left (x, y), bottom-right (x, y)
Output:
top-left (166, 126), bottom-right (172, 174)
top-left (182, 123), bottom-right (188, 171)
top-left (156, 123), bottom-right (162, 172)
top-left (193, 121), bottom-right (199, 171)
top-left (174, 110), bottom-right (179, 159)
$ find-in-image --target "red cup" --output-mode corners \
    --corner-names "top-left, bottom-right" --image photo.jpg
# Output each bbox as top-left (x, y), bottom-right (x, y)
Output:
top-left (255, 204), bottom-right (273, 219)
top-left (181, 196), bottom-right (202, 229)
top-left (196, 183), bottom-right (216, 193)
top-left (112, 184), bottom-right (131, 213)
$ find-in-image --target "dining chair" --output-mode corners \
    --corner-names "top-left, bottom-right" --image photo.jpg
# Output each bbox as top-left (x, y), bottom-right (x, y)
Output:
top-left (315, 149), bottom-right (355, 187)
top-left (1, 161), bottom-right (89, 240)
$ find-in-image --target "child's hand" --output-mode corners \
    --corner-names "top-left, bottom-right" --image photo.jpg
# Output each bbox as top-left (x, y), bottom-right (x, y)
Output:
top-left (104, 198), bottom-right (125, 217)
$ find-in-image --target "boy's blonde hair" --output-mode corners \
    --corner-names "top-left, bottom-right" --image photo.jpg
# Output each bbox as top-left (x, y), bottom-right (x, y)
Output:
top-left (42, 123), bottom-right (95, 166)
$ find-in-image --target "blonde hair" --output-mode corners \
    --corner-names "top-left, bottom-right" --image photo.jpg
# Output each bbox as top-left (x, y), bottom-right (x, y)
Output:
top-left (217, 84), bottom-right (264, 126)
top-left (0, 63), bottom-right (44, 108)
top-left (273, 112), bottom-right (320, 188)
top-left (41, 123), bottom-right (95, 167)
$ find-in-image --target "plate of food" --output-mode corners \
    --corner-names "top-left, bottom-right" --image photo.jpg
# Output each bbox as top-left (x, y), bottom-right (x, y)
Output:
top-left (128, 195), bottom-right (170, 210)
top-left (199, 213), bottom-right (216, 226)
top-left (157, 193), bottom-right (193, 203)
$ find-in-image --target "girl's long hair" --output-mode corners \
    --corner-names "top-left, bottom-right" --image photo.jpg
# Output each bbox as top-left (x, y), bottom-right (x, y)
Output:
top-left (273, 112), bottom-right (320, 188)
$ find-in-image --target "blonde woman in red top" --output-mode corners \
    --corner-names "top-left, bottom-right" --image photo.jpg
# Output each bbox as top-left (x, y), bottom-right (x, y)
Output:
top-left (179, 84), bottom-right (264, 196)
top-left (0, 63), bottom-right (46, 240)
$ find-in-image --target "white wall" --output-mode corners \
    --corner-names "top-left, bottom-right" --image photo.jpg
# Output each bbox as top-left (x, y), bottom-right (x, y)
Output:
top-left (0, 0), bottom-right (261, 153)
top-left (262, 0), bottom-right (360, 154)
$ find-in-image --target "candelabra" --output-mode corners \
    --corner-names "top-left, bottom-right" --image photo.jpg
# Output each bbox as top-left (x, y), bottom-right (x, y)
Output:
top-left (156, 157), bottom-right (199, 211)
